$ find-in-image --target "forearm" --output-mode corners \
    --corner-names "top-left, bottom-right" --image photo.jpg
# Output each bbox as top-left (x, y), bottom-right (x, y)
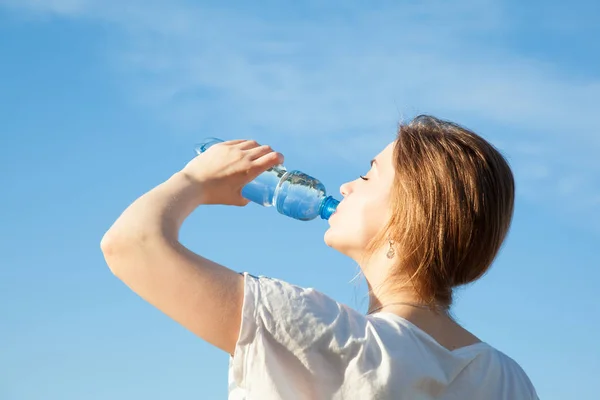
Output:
top-left (98, 139), bottom-right (279, 355)
top-left (102, 171), bottom-right (204, 247)
top-left (100, 171), bottom-right (245, 354)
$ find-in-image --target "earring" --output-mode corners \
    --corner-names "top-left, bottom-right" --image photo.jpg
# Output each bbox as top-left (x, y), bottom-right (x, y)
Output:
top-left (386, 239), bottom-right (396, 259)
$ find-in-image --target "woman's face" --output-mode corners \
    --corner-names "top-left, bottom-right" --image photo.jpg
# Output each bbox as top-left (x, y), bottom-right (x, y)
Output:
top-left (324, 141), bottom-right (396, 260)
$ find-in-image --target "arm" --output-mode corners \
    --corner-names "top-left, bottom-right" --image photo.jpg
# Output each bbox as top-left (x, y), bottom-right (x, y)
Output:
top-left (100, 140), bottom-right (283, 355)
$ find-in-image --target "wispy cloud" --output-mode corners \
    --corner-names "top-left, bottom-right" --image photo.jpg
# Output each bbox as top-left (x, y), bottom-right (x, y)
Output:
top-left (2, 0), bottom-right (599, 231)
top-left (0, 0), bottom-right (90, 16)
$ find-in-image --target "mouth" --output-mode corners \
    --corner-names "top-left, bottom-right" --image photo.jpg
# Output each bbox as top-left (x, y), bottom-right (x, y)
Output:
top-left (327, 200), bottom-right (343, 222)
top-left (328, 208), bottom-right (339, 223)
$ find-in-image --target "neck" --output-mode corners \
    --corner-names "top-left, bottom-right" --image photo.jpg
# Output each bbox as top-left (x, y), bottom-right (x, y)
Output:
top-left (357, 250), bottom-right (426, 314)
top-left (365, 280), bottom-right (426, 313)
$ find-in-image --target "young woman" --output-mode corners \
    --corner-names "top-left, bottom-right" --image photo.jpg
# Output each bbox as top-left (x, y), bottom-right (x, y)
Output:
top-left (101, 115), bottom-right (538, 399)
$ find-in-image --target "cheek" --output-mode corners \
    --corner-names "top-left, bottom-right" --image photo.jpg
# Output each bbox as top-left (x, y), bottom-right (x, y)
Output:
top-left (324, 194), bottom-right (389, 252)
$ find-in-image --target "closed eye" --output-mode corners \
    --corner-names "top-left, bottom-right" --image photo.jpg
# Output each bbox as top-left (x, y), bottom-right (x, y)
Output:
top-left (360, 159), bottom-right (376, 181)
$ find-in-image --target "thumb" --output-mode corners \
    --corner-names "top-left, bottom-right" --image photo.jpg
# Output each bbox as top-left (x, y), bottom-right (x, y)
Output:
top-left (235, 197), bottom-right (251, 207)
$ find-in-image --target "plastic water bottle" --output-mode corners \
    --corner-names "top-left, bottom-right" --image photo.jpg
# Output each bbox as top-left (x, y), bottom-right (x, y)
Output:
top-left (194, 138), bottom-right (340, 221)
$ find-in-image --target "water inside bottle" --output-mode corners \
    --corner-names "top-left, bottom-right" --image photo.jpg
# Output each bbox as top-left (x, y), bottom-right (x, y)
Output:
top-left (193, 138), bottom-right (339, 220)
top-left (241, 165), bottom-right (287, 206)
top-left (274, 171), bottom-right (327, 221)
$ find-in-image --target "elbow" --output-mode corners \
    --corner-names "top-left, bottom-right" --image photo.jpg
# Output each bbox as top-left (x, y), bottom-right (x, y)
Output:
top-left (100, 228), bottom-right (157, 278)
top-left (100, 229), bottom-right (131, 277)
top-left (100, 230), bottom-right (114, 256)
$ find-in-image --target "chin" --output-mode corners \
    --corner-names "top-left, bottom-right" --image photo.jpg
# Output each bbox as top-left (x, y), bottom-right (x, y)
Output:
top-left (323, 227), bottom-right (335, 248)
top-left (326, 236), bottom-right (368, 267)
top-left (324, 228), bottom-right (353, 257)
top-left (324, 227), bottom-right (345, 251)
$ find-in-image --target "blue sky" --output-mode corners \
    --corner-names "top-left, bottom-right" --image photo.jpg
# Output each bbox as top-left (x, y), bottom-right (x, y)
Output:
top-left (1, 0), bottom-right (598, 398)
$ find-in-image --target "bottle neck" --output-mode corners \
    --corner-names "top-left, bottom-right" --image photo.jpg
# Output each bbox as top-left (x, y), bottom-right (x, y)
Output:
top-left (319, 196), bottom-right (340, 220)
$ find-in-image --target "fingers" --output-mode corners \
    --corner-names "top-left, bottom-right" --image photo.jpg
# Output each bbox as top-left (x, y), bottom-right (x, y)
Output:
top-left (233, 196), bottom-right (251, 207)
top-left (235, 140), bottom-right (261, 150)
top-left (224, 139), bottom-right (247, 146)
top-left (253, 150), bottom-right (284, 170)
top-left (246, 144), bottom-right (275, 160)
top-left (238, 140), bottom-right (283, 164)
top-left (229, 139), bottom-right (284, 170)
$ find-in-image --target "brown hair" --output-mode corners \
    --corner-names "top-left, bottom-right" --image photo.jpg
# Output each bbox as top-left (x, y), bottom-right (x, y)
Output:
top-left (366, 115), bottom-right (515, 310)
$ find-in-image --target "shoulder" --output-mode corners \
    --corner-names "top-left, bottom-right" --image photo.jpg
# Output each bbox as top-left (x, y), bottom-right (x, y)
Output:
top-left (231, 272), bottom-right (376, 391)
top-left (472, 345), bottom-right (538, 397)
top-left (237, 271), bottom-right (360, 325)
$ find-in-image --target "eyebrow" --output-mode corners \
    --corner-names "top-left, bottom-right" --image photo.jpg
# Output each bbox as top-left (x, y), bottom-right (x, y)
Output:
top-left (371, 159), bottom-right (377, 167)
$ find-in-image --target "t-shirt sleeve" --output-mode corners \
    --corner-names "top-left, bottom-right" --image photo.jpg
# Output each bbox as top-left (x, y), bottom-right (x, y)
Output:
top-left (230, 272), bottom-right (373, 392)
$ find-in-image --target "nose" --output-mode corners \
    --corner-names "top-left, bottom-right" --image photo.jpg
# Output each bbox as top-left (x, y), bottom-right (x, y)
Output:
top-left (340, 181), bottom-right (351, 197)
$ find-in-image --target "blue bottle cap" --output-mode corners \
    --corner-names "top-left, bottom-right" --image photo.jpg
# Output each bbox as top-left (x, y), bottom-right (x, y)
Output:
top-left (320, 196), bottom-right (340, 220)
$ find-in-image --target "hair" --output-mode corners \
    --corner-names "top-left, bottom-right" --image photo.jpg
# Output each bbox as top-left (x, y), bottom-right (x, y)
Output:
top-left (365, 115), bottom-right (515, 311)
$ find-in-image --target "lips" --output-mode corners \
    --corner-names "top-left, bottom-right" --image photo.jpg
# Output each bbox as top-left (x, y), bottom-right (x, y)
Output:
top-left (332, 203), bottom-right (343, 216)
top-left (328, 200), bottom-right (344, 222)
top-left (329, 206), bottom-right (340, 221)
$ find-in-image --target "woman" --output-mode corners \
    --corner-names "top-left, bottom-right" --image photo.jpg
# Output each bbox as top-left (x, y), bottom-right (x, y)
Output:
top-left (101, 115), bottom-right (538, 399)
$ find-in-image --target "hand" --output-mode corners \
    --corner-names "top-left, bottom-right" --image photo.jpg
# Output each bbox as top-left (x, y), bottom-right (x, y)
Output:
top-left (180, 139), bottom-right (284, 206)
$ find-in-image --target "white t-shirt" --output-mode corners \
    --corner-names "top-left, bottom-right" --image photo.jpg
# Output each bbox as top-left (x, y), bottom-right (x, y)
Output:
top-left (228, 272), bottom-right (538, 400)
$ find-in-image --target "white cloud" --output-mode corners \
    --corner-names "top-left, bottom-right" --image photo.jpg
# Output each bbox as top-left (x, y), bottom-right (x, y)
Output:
top-left (2, 0), bottom-right (599, 231)
top-left (6, 1), bottom-right (596, 136)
